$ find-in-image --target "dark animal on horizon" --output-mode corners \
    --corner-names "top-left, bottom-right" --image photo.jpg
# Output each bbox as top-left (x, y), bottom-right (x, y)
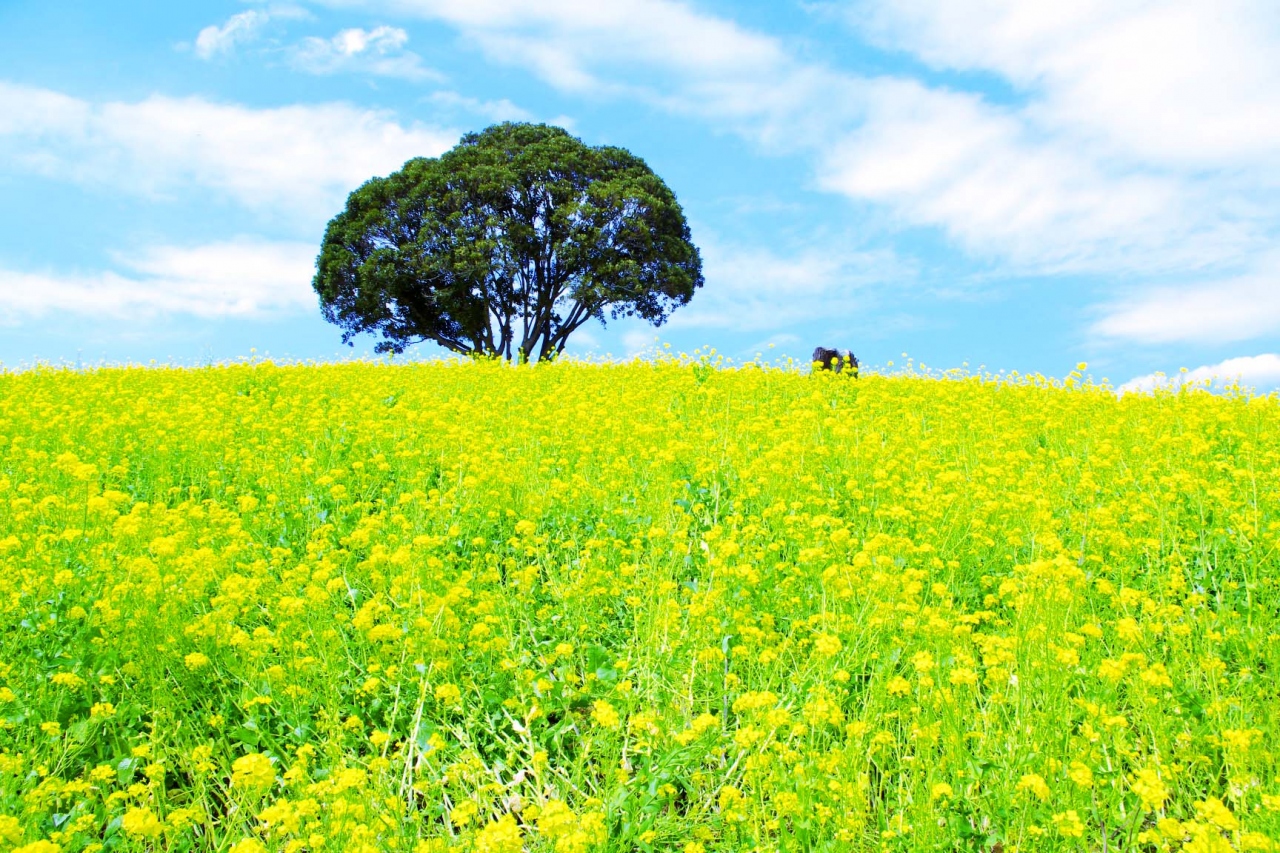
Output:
top-left (812, 346), bottom-right (859, 375)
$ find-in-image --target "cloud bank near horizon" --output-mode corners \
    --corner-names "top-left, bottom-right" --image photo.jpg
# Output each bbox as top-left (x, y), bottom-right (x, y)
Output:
top-left (0, 240), bottom-right (318, 323)
top-left (1121, 353), bottom-right (1280, 393)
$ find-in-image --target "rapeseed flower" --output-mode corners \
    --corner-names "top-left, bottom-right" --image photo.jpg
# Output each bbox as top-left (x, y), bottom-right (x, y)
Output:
top-left (120, 808), bottom-right (163, 839)
top-left (1017, 773), bottom-right (1051, 802)
top-left (475, 814), bottom-right (523, 853)
top-left (1067, 761), bottom-right (1094, 788)
top-left (228, 840), bottom-right (268, 853)
top-left (1131, 766), bottom-right (1170, 812)
top-left (1052, 810), bottom-right (1085, 837)
top-left (231, 753), bottom-right (275, 792)
top-left (1, 357), bottom-right (1279, 851)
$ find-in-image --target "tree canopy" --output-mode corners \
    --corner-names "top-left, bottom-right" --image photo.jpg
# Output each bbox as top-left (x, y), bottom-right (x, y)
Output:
top-left (313, 122), bottom-right (704, 362)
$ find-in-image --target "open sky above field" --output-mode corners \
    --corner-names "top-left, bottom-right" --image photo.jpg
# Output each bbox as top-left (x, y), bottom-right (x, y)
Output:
top-left (2, 0), bottom-right (1279, 389)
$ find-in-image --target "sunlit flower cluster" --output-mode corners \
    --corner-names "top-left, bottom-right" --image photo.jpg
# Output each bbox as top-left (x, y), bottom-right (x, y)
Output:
top-left (0, 354), bottom-right (1277, 851)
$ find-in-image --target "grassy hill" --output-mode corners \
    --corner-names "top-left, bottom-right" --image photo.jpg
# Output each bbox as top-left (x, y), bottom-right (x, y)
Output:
top-left (1, 359), bottom-right (1278, 852)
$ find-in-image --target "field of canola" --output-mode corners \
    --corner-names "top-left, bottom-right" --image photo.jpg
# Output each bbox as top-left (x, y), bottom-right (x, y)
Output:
top-left (1, 358), bottom-right (1279, 853)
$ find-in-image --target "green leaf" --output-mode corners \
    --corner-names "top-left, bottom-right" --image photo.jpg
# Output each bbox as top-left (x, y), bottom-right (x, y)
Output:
top-left (230, 725), bottom-right (261, 747)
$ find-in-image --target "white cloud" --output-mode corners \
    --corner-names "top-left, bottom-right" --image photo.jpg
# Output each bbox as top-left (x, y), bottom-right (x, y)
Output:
top-left (817, 79), bottom-right (1212, 273)
top-left (376, 0), bottom-right (785, 84)
top-left (851, 0), bottom-right (1280, 171)
top-left (325, 0), bottom-right (1277, 281)
top-left (822, 1), bottom-right (1280, 274)
top-left (1120, 353), bottom-right (1280, 393)
top-left (667, 238), bottom-right (911, 332)
top-left (425, 91), bottom-right (534, 122)
top-left (191, 5), bottom-right (314, 59)
top-left (322, 0), bottom-right (849, 141)
top-left (830, 0), bottom-right (1280, 345)
top-left (0, 240), bottom-right (317, 322)
top-left (290, 25), bottom-right (439, 80)
top-left (195, 10), bottom-right (272, 59)
top-left (0, 81), bottom-right (456, 223)
top-left (1091, 257), bottom-right (1280, 345)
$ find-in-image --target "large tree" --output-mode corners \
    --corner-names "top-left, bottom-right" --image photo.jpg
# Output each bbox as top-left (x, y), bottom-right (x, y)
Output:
top-left (313, 122), bottom-right (704, 362)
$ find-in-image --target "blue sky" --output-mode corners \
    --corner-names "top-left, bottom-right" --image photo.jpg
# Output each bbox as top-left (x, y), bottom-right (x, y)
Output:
top-left (2, 0), bottom-right (1280, 389)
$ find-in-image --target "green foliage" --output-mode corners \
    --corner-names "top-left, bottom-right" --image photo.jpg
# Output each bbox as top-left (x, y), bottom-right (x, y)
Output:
top-left (314, 123), bottom-right (704, 361)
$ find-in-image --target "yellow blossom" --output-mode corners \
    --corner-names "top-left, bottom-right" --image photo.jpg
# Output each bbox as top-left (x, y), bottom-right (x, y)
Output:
top-left (1194, 797), bottom-right (1239, 831)
top-left (1017, 773), bottom-right (1051, 802)
top-left (230, 753), bottom-right (275, 792)
top-left (475, 814), bottom-right (522, 853)
top-left (591, 699), bottom-right (621, 729)
top-left (1067, 761), bottom-right (1094, 788)
top-left (886, 676), bottom-right (911, 696)
top-left (228, 840), bottom-right (268, 853)
top-left (1053, 810), bottom-right (1085, 837)
top-left (120, 808), bottom-right (163, 839)
top-left (1130, 767), bottom-right (1169, 812)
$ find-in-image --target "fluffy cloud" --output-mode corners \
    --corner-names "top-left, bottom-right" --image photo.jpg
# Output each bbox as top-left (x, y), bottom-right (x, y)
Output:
top-left (290, 25), bottom-right (439, 80)
top-left (0, 240), bottom-right (317, 321)
top-left (193, 6), bottom-right (312, 59)
top-left (335, 0), bottom-right (1278, 339)
top-left (373, 0), bottom-right (785, 87)
top-left (851, 0), bottom-right (1280, 170)
top-left (1091, 256), bottom-right (1280, 345)
top-left (826, 1), bottom-right (1280, 277)
top-left (424, 91), bottom-right (534, 123)
top-left (666, 238), bottom-right (912, 333)
top-left (816, 79), bottom-right (1209, 273)
top-left (321, 0), bottom-right (850, 141)
top-left (1120, 353), bottom-right (1280, 393)
top-left (195, 10), bottom-right (272, 59)
top-left (0, 81), bottom-right (455, 223)
top-left (826, 0), bottom-right (1280, 289)
top-left (329, 0), bottom-right (1278, 280)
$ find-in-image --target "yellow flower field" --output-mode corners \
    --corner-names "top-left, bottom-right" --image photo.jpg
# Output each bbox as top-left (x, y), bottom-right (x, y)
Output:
top-left (1, 357), bottom-right (1278, 852)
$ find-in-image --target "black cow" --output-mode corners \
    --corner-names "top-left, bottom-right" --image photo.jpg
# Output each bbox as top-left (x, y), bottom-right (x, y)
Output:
top-left (812, 346), bottom-right (859, 375)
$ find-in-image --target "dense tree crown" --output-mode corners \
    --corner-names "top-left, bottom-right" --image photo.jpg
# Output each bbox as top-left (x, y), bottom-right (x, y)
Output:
top-left (313, 123), bottom-right (704, 361)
